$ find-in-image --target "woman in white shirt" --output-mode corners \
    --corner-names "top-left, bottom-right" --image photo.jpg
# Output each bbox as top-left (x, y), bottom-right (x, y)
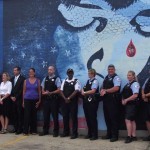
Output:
top-left (0, 72), bottom-right (12, 134)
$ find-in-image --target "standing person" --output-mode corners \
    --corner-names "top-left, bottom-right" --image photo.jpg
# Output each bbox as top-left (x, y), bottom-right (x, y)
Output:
top-left (10, 66), bottom-right (25, 134)
top-left (0, 72), bottom-right (12, 133)
top-left (39, 66), bottom-right (61, 137)
top-left (81, 69), bottom-right (99, 140)
top-left (23, 68), bottom-right (41, 135)
top-left (100, 64), bottom-right (121, 142)
top-left (142, 73), bottom-right (150, 141)
top-left (122, 71), bottom-right (140, 143)
top-left (60, 68), bottom-right (80, 139)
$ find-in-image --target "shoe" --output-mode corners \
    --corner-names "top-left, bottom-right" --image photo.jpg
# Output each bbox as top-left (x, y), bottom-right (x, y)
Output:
top-left (84, 135), bottom-right (92, 139)
top-left (102, 135), bottom-right (111, 140)
top-left (60, 133), bottom-right (69, 137)
top-left (39, 132), bottom-right (48, 136)
top-left (110, 137), bottom-right (118, 142)
top-left (70, 135), bottom-right (78, 139)
top-left (131, 136), bottom-right (137, 141)
top-left (0, 129), bottom-right (5, 134)
top-left (125, 136), bottom-right (132, 143)
top-left (23, 133), bottom-right (29, 136)
top-left (90, 137), bottom-right (98, 141)
top-left (53, 133), bottom-right (59, 137)
top-left (15, 130), bottom-right (22, 135)
top-left (31, 133), bottom-right (37, 135)
top-left (3, 129), bottom-right (9, 133)
top-left (143, 136), bottom-right (150, 141)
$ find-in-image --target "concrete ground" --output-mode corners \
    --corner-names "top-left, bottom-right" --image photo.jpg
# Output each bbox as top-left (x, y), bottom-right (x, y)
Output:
top-left (0, 133), bottom-right (149, 150)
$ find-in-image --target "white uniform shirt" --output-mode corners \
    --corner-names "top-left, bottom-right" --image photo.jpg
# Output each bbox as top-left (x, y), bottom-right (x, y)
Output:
top-left (61, 77), bottom-right (81, 91)
top-left (0, 81), bottom-right (12, 95)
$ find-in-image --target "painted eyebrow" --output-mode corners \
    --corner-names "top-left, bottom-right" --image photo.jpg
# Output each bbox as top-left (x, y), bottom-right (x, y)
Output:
top-left (104, 0), bottom-right (137, 10)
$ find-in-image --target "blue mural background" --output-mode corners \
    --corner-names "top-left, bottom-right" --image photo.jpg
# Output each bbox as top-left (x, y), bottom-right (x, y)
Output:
top-left (0, 0), bottom-right (2, 73)
top-left (1, 0), bottom-right (150, 130)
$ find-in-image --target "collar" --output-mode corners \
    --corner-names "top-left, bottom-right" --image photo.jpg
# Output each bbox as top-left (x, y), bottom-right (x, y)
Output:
top-left (48, 74), bottom-right (55, 79)
top-left (89, 77), bottom-right (95, 81)
top-left (15, 74), bottom-right (20, 78)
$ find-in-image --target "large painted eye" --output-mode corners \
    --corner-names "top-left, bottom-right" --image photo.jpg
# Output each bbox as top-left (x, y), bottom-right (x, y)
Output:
top-left (130, 9), bottom-right (150, 37)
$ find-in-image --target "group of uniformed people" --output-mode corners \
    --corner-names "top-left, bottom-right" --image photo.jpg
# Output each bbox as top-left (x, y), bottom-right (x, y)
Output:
top-left (0, 64), bottom-right (150, 144)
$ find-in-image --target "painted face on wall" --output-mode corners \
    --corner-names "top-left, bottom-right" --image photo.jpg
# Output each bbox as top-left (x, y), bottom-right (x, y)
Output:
top-left (55, 0), bottom-right (150, 85)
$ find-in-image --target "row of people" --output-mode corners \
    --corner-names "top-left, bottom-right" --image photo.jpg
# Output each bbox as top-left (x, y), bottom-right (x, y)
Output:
top-left (0, 65), bottom-right (149, 144)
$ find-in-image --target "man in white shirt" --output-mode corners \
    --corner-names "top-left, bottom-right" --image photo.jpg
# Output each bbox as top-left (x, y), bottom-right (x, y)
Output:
top-left (60, 69), bottom-right (81, 139)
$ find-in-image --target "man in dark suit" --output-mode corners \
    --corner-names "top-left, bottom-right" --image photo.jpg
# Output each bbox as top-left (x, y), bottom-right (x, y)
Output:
top-left (11, 66), bottom-right (25, 134)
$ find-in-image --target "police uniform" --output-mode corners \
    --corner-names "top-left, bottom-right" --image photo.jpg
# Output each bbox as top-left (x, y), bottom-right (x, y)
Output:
top-left (103, 74), bottom-right (121, 139)
top-left (83, 77), bottom-right (99, 139)
top-left (122, 81), bottom-right (140, 121)
top-left (142, 78), bottom-right (150, 122)
top-left (61, 77), bottom-right (80, 137)
top-left (41, 75), bottom-right (61, 136)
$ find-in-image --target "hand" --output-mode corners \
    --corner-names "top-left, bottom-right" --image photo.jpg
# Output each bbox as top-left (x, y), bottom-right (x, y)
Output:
top-left (65, 98), bottom-right (70, 103)
top-left (22, 102), bottom-right (24, 108)
top-left (35, 101), bottom-right (40, 108)
top-left (142, 94), bottom-right (146, 100)
top-left (11, 97), bottom-right (16, 102)
top-left (81, 90), bottom-right (85, 96)
top-left (122, 100), bottom-right (125, 105)
top-left (100, 89), bottom-right (106, 96)
top-left (42, 91), bottom-right (49, 95)
top-left (143, 98), bottom-right (148, 102)
top-left (0, 100), bottom-right (3, 105)
top-left (48, 92), bottom-right (53, 96)
top-left (122, 99), bottom-right (127, 105)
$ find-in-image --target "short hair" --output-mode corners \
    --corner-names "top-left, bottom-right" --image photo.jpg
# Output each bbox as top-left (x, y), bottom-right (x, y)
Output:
top-left (88, 68), bottom-right (96, 76)
top-left (14, 66), bottom-right (21, 71)
top-left (108, 64), bottom-right (115, 69)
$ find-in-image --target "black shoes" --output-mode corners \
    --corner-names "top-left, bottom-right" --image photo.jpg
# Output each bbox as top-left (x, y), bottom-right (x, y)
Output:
top-left (39, 132), bottom-right (48, 136)
top-left (102, 135), bottom-right (111, 140)
top-left (70, 134), bottom-right (78, 139)
top-left (53, 133), bottom-right (59, 137)
top-left (110, 137), bottom-right (118, 142)
top-left (60, 133), bottom-right (70, 137)
top-left (90, 137), bottom-right (98, 141)
top-left (131, 136), bottom-right (137, 141)
top-left (15, 130), bottom-right (22, 135)
top-left (143, 135), bottom-right (150, 141)
top-left (84, 135), bottom-right (92, 139)
top-left (125, 136), bottom-right (132, 143)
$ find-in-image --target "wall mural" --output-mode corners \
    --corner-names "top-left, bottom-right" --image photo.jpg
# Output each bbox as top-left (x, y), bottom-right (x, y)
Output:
top-left (1, 0), bottom-right (150, 130)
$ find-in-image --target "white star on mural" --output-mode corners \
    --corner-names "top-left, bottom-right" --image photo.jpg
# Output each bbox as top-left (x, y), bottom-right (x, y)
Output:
top-left (30, 56), bottom-right (35, 62)
top-left (65, 50), bottom-right (71, 57)
top-left (21, 52), bottom-right (26, 58)
top-left (10, 43), bottom-right (17, 50)
top-left (41, 61), bottom-right (47, 68)
top-left (50, 47), bottom-right (57, 53)
top-left (8, 58), bottom-right (14, 64)
top-left (40, 26), bottom-right (47, 32)
top-left (36, 44), bottom-right (41, 49)
top-left (67, 35), bottom-right (73, 42)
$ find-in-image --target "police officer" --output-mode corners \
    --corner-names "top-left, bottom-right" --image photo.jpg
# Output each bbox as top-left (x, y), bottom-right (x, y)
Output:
top-left (60, 68), bottom-right (80, 139)
top-left (100, 64), bottom-right (121, 142)
top-left (82, 69), bottom-right (99, 140)
top-left (39, 66), bottom-right (61, 137)
top-left (142, 72), bottom-right (150, 141)
top-left (122, 71), bottom-right (140, 143)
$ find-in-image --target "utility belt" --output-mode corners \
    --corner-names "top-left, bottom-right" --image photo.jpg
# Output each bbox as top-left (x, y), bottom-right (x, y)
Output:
top-left (43, 94), bottom-right (58, 101)
top-left (84, 93), bottom-right (100, 103)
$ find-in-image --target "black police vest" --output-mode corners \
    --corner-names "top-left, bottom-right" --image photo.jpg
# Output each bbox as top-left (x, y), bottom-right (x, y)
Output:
top-left (83, 78), bottom-right (99, 103)
top-left (103, 74), bottom-right (120, 93)
top-left (63, 78), bottom-right (78, 98)
top-left (144, 78), bottom-right (150, 94)
top-left (44, 76), bottom-right (58, 92)
top-left (122, 80), bottom-right (136, 99)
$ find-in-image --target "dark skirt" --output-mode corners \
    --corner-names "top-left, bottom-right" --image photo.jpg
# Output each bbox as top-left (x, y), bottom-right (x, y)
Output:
top-left (144, 102), bottom-right (150, 122)
top-left (125, 104), bottom-right (137, 121)
top-left (0, 97), bottom-right (12, 118)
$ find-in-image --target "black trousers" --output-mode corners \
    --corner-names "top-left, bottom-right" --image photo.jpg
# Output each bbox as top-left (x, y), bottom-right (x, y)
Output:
top-left (83, 101), bottom-right (99, 138)
top-left (61, 100), bottom-right (78, 135)
top-left (43, 99), bottom-right (59, 134)
top-left (23, 100), bottom-right (37, 134)
top-left (103, 96), bottom-right (119, 138)
top-left (12, 100), bottom-right (24, 132)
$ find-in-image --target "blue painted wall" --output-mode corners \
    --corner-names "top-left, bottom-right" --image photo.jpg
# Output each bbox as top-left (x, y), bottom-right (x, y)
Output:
top-left (1, 0), bottom-right (150, 130)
